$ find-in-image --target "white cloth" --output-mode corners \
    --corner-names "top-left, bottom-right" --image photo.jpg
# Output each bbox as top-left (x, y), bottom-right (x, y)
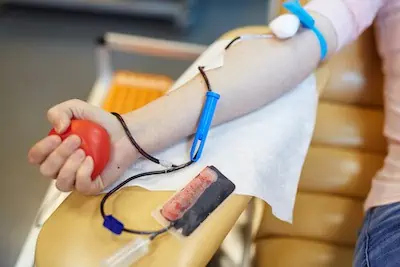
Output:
top-left (106, 38), bottom-right (318, 222)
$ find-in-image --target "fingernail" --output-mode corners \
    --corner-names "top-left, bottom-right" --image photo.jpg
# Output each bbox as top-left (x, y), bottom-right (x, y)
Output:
top-left (55, 118), bottom-right (68, 133)
top-left (86, 156), bottom-right (94, 165)
top-left (80, 156), bottom-right (93, 181)
top-left (97, 176), bottom-right (105, 191)
top-left (27, 154), bottom-right (34, 163)
top-left (55, 124), bottom-right (64, 133)
top-left (81, 156), bottom-right (93, 169)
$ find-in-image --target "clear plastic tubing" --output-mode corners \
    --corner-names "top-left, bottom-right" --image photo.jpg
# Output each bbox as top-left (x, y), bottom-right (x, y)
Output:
top-left (101, 237), bottom-right (151, 267)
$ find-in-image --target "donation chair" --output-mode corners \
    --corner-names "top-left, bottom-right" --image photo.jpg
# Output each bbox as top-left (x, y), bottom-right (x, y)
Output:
top-left (253, 1), bottom-right (385, 266)
top-left (35, 3), bottom-right (384, 267)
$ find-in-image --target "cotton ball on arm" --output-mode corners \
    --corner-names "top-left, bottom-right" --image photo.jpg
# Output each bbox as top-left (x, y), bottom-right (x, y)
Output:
top-left (269, 14), bottom-right (300, 39)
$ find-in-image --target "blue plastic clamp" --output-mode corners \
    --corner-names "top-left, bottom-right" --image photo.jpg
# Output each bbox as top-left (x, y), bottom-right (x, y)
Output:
top-left (190, 91), bottom-right (220, 162)
top-left (103, 215), bottom-right (124, 235)
top-left (283, 0), bottom-right (328, 61)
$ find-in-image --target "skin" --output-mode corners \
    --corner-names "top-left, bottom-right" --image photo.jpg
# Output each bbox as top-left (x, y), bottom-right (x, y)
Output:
top-left (28, 12), bottom-right (338, 195)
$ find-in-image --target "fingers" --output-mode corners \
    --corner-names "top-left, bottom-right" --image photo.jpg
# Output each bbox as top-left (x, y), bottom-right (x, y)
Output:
top-left (47, 99), bottom-right (87, 133)
top-left (47, 99), bottom-right (108, 134)
top-left (34, 98), bottom-right (118, 194)
top-left (47, 102), bottom-right (74, 134)
top-left (39, 135), bottom-right (81, 178)
top-left (55, 149), bottom-right (86, 192)
top-left (75, 156), bottom-right (104, 195)
top-left (40, 147), bottom-right (104, 194)
top-left (28, 135), bottom-right (62, 164)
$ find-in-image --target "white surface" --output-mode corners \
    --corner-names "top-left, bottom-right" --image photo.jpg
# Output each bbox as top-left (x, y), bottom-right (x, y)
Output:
top-left (14, 226), bottom-right (40, 267)
top-left (14, 181), bottom-right (69, 267)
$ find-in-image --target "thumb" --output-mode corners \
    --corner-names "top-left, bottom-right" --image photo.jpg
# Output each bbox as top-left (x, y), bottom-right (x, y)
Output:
top-left (47, 99), bottom-right (99, 133)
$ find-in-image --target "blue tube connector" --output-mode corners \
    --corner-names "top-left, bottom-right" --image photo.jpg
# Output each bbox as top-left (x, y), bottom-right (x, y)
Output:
top-left (190, 91), bottom-right (220, 162)
top-left (104, 215), bottom-right (124, 235)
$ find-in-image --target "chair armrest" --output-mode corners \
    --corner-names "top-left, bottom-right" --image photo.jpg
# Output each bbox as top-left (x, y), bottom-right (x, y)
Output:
top-left (101, 32), bottom-right (207, 60)
top-left (36, 188), bottom-right (251, 267)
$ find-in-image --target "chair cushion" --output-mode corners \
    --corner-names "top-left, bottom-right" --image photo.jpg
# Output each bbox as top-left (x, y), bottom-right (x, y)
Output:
top-left (255, 238), bottom-right (353, 267)
top-left (35, 188), bottom-right (251, 267)
top-left (299, 146), bottom-right (383, 198)
top-left (313, 102), bottom-right (386, 153)
top-left (257, 192), bottom-right (363, 245)
top-left (320, 29), bottom-right (383, 107)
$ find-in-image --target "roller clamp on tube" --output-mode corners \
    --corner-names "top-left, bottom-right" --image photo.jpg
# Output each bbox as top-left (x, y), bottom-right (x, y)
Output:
top-left (283, 0), bottom-right (328, 61)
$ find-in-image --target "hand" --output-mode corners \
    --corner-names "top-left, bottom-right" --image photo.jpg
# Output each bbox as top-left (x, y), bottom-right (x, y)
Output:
top-left (28, 99), bottom-right (137, 195)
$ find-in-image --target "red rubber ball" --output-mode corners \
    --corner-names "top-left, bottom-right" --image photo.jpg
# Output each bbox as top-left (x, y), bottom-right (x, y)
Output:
top-left (48, 120), bottom-right (111, 180)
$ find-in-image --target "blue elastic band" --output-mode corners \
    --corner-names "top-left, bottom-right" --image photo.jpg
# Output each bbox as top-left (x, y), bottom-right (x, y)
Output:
top-left (283, 0), bottom-right (328, 61)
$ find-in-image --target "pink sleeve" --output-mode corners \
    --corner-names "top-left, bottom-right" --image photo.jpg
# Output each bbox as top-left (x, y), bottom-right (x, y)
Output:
top-left (304, 0), bottom-right (386, 50)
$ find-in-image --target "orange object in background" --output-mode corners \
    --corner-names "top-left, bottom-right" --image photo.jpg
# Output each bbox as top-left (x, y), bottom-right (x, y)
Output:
top-left (102, 71), bottom-right (173, 114)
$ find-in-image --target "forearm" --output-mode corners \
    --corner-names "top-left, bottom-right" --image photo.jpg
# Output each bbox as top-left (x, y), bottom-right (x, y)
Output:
top-left (121, 13), bottom-right (337, 155)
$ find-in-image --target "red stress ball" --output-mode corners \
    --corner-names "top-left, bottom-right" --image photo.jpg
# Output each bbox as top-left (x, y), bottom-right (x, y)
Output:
top-left (49, 120), bottom-right (111, 180)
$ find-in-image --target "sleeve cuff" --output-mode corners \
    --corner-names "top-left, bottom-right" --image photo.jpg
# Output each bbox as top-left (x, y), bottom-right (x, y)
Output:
top-left (305, 0), bottom-right (357, 51)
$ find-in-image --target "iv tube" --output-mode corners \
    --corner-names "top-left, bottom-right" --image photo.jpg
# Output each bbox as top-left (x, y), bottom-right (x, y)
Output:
top-left (101, 237), bottom-right (150, 267)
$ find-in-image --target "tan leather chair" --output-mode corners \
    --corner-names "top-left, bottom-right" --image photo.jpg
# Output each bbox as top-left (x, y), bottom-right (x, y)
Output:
top-left (253, 2), bottom-right (385, 266)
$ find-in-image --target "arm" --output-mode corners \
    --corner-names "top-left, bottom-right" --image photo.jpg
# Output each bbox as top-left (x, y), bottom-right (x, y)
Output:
top-left (28, 0), bottom-right (385, 195)
top-left (374, 1), bottom-right (400, 143)
top-left (122, 0), bottom-right (385, 155)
